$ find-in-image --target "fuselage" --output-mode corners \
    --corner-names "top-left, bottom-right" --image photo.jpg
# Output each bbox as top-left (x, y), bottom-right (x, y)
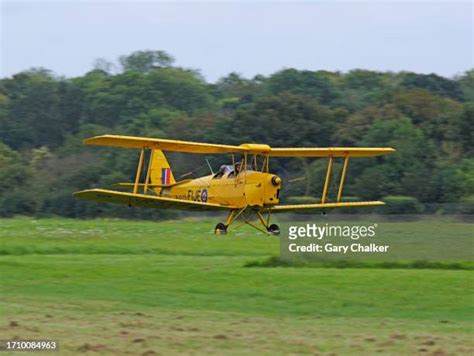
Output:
top-left (158, 170), bottom-right (282, 208)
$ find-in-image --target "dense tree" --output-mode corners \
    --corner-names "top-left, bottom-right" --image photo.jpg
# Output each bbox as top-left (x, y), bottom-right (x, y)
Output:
top-left (354, 118), bottom-right (436, 202)
top-left (398, 72), bottom-right (464, 100)
top-left (457, 70), bottom-right (474, 101)
top-left (0, 50), bottom-right (472, 217)
top-left (92, 58), bottom-right (116, 74)
top-left (214, 72), bottom-right (260, 99)
top-left (119, 50), bottom-right (175, 72)
top-left (264, 69), bottom-right (340, 105)
top-left (0, 142), bottom-right (37, 216)
top-left (223, 92), bottom-right (337, 147)
top-left (0, 69), bottom-right (83, 150)
top-left (391, 89), bottom-right (464, 162)
top-left (333, 104), bottom-right (402, 145)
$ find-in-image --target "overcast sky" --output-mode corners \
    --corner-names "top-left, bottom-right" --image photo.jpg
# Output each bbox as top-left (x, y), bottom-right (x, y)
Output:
top-left (1, 1), bottom-right (472, 82)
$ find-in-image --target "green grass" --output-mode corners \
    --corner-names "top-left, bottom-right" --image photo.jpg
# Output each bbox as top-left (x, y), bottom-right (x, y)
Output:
top-left (245, 255), bottom-right (474, 270)
top-left (1, 217), bottom-right (473, 355)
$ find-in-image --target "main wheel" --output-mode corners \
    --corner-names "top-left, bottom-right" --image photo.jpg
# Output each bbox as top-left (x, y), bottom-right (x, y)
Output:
top-left (267, 223), bottom-right (280, 235)
top-left (214, 222), bottom-right (227, 235)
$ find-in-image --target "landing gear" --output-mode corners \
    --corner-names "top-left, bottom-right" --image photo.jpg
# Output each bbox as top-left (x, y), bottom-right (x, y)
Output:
top-left (214, 222), bottom-right (227, 235)
top-left (215, 208), bottom-right (280, 235)
top-left (267, 223), bottom-right (280, 235)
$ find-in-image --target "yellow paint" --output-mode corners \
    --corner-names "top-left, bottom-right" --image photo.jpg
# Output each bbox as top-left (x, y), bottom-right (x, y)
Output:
top-left (133, 149), bottom-right (144, 194)
top-left (149, 149), bottom-right (175, 188)
top-left (84, 135), bottom-right (395, 157)
top-left (321, 156), bottom-right (333, 204)
top-left (337, 155), bottom-right (349, 202)
top-left (143, 149), bottom-right (154, 194)
top-left (159, 170), bottom-right (281, 209)
top-left (75, 135), bottom-right (396, 234)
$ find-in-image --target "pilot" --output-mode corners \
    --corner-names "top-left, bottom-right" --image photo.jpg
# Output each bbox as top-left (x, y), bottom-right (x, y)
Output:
top-left (234, 161), bottom-right (242, 175)
top-left (215, 165), bottom-right (228, 178)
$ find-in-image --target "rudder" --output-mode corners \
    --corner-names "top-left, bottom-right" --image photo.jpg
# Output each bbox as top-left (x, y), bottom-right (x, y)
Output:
top-left (150, 150), bottom-right (176, 186)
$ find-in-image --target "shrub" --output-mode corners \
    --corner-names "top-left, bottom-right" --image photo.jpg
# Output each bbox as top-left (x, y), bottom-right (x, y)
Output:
top-left (0, 190), bottom-right (39, 217)
top-left (459, 195), bottom-right (474, 214)
top-left (377, 195), bottom-right (423, 214)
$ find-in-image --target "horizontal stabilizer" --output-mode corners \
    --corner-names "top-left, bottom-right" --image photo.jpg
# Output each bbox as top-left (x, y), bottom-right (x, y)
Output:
top-left (112, 179), bottom-right (192, 190)
top-left (112, 183), bottom-right (162, 190)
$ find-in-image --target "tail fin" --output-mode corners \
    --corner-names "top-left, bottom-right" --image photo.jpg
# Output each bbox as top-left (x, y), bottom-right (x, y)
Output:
top-left (150, 149), bottom-right (176, 186)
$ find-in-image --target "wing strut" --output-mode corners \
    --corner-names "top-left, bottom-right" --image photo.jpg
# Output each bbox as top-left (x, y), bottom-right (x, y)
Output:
top-left (321, 156), bottom-right (333, 204)
top-left (133, 148), bottom-right (145, 194)
top-left (337, 155), bottom-right (349, 202)
top-left (143, 149), bottom-right (154, 193)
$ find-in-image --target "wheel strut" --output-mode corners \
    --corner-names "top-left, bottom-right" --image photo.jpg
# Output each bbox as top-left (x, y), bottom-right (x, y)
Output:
top-left (215, 207), bottom-right (280, 235)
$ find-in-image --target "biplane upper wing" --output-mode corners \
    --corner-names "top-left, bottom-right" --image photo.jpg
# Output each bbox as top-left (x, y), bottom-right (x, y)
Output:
top-left (269, 147), bottom-right (395, 157)
top-left (84, 135), bottom-right (394, 157)
top-left (84, 135), bottom-right (248, 154)
top-left (268, 201), bottom-right (385, 213)
top-left (74, 189), bottom-right (234, 211)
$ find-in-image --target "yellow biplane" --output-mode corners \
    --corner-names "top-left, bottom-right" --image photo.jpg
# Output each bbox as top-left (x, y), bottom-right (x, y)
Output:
top-left (73, 135), bottom-right (395, 234)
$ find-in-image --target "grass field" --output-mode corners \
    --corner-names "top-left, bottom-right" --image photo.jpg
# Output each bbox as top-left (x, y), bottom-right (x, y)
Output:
top-left (1, 217), bottom-right (473, 355)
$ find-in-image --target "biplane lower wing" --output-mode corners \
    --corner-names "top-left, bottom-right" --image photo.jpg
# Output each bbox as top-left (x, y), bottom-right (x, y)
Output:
top-left (269, 201), bottom-right (385, 213)
top-left (74, 189), bottom-right (234, 211)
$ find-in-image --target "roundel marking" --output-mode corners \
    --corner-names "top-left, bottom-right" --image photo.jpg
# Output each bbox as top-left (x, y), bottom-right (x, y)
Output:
top-left (201, 188), bottom-right (208, 202)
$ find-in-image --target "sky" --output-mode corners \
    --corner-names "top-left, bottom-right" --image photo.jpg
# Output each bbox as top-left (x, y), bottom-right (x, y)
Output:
top-left (1, 1), bottom-right (473, 82)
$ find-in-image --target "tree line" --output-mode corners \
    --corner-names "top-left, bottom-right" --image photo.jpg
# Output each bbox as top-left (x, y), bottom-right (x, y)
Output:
top-left (0, 50), bottom-right (472, 217)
